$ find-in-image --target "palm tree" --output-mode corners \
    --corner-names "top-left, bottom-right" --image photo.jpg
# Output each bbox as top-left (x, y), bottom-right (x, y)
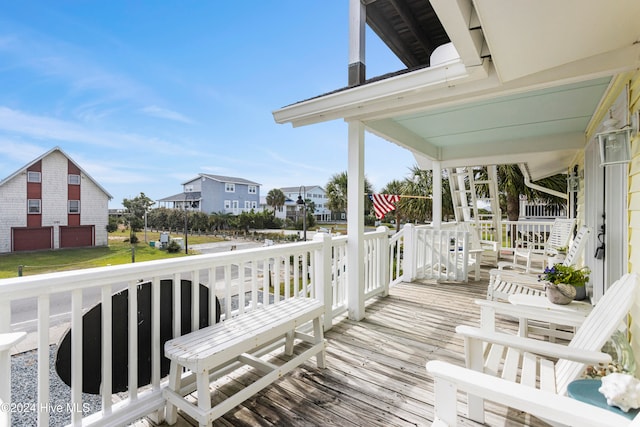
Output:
top-left (381, 179), bottom-right (405, 232)
top-left (490, 165), bottom-right (566, 221)
top-left (209, 211), bottom-right (234, 231)
top-left (398, 166), bottom-right (433, 223)
top-left (325, 171), bottom-right (373, 217)
top-left (265, 188), bottom-right (286, 213)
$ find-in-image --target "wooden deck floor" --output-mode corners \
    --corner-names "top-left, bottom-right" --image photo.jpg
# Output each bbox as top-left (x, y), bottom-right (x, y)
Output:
top-left (139, 268), bottom-right (551, 427)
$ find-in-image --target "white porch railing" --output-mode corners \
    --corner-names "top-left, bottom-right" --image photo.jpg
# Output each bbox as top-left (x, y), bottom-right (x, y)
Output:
top-left (0, 230), bottom-right (389, 426)
top-left (1, 219), bottom-right (558, 426)
top-left (388, 223), bottom-right (471, 283)
top-left (474, 219), bottom-right (556, 253)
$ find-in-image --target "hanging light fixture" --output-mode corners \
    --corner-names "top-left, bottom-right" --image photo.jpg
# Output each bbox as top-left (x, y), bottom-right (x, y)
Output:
top-left (596, 111), bottom-right (631, 166)
top-left (566, 166), bottom-right (580, 192)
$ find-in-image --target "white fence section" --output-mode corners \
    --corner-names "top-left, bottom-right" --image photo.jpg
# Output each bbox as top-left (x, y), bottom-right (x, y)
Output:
top-left (474, 219), bottom-right (556, 253)
top-left (519, 200), bottom-right (567, 219)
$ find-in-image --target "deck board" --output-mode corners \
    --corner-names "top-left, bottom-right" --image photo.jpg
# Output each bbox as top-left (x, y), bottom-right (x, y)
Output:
top-left (141, 268), bottom-right (550, 427)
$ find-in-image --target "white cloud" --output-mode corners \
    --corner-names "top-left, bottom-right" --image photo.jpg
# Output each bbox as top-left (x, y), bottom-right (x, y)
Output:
top-left (140, 105), bottom-right (195, 124)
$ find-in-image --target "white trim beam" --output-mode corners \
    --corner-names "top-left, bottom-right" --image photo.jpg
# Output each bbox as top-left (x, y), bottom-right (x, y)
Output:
top-left (430, 0), bottom-right (484, 67)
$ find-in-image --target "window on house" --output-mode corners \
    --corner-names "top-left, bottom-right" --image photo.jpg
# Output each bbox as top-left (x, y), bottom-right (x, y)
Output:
top-left (27, 171), bottom-right (41, 183)
top-left (224, 200), bottom-right (231, 210)
top-left (184, 184), bottom-right (194, 192)
top-left (244, 201), bottom-right (251, 209)
top-left (68, 174), bottom-right (81, 185)
top-left (225, 183), bottom-right (235, 192)
top-left (251, 201), bottom-right (257, 209)
top-left (28, 199), bottom-right (41, 214)
top-left (68, 200), bottom-right (80, 214)
top-left (248, 185), bottom-right (257, 194)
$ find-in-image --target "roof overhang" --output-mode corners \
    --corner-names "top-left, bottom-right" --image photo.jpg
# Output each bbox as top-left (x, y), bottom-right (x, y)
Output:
top-left (273, 1), bottom-right (640, 179)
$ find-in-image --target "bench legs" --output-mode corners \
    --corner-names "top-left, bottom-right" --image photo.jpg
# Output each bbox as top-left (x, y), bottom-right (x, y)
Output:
top-left (313, 316), bottom-right (326, 369)
top-left (164, 317), bottom-right (326, 426)
top-left (165, 362), bottom-right (181, 425)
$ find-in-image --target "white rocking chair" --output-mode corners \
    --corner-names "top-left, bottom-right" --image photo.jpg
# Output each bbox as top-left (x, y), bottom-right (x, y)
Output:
top-left (487, 225), bottom-right (591, 301)
top-left (499, 218), bottom-right (575, 273)
top-left (453, 273), bottom-right (638, 424)
top-left (426, 360), bottom-right (639, 427)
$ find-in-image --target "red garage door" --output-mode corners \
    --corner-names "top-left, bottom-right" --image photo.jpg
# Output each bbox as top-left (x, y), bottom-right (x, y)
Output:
top-left (12, 227), bottom-right (53, 251)
top-left (60, 226), bottom-right (94, 248)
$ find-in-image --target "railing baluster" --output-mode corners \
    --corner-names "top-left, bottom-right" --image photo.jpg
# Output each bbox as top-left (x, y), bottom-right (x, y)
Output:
top-left (151, 278), bottom-right (160, 389)
top-left (208, 266), bottom-right (217, 324)
top-left (37, 295), bottom-right (50, 426)
top-left (128, 281), bottom-right (138, 401)
top-left (173, 272), bottom-right (181, 337)
top-left (101, 285), bottom-right (112, 415)
top-left (263, 258), bottom-right (270, 307)
top-left (224, 264), bottom-right (232, 316)
top-left (71, 289), bottom-right (82, 425)
top-left (284, 256), bottom-right (291, 300)
top-left (238, 261), bottom-right (246, 313)
top-left (250, 261), bottom-right (258, 309)
top-left (192, 270), bottom-right (200, 331)
top-left (293, 255), bottom-right (300, 298)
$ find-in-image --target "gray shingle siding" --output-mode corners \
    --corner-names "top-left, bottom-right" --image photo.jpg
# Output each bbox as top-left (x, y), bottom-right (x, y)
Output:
top-left (182, 174), bottom-right (260, 214)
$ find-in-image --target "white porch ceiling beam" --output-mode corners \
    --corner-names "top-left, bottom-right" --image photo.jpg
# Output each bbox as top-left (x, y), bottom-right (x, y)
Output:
top-left (429, 0), bottom-right (484, 67)
top-left (440, 132), bottom-right (584, 161)
top-left (273, 59), bottom-right (488, 127)
top-left (364, 119), bottom-right (440, 159)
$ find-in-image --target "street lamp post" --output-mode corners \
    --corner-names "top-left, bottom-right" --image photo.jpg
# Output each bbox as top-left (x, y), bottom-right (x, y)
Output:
top-left (184, 199), bottom-right (189, 254)
top-left (296, 186), bottom-right (306, 241)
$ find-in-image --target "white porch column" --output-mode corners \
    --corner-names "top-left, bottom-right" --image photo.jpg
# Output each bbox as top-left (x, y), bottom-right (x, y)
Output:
top-left (347, 120), bottom-right (365, 320)
top-left (432, 161), bottom-right (442, 228)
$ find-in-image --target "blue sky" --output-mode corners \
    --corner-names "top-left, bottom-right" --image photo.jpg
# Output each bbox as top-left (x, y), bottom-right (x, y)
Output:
top-left (0, 2), bottom-right (416, 208)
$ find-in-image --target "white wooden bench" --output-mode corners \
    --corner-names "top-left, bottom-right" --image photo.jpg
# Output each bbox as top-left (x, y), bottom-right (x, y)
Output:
top-left (163, 297), bottom-right (326, 426)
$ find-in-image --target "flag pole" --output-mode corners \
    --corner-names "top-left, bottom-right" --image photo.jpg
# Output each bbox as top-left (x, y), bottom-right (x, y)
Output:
top-left (366, 193), bottom-right (432, 199)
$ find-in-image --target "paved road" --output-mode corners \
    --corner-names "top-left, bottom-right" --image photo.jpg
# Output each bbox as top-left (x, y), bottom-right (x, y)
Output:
top-left (190, 239), bottom-right (264, 254)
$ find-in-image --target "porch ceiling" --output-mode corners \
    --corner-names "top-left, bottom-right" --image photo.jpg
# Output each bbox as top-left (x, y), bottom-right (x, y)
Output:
top-left (367, 76), bottom-right (611, 179)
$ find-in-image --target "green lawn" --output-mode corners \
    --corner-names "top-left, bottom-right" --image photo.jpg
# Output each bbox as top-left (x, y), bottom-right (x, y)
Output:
top-left (0, 231), bottom-right (224, 279)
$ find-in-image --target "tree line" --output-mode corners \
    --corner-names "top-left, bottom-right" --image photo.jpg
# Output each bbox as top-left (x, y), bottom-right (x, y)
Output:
top-left (112, 164), bottom-right (566, 238)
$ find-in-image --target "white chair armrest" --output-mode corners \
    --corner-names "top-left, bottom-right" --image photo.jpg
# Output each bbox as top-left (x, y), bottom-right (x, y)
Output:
top-left (475, 299), bottom-right (586, 327)
top-left (455, 325), bottom-right (611, 365)
top-left (479, 239), bottom-right (499, 250)
top-left (426, 360), bottom-right (632, 427)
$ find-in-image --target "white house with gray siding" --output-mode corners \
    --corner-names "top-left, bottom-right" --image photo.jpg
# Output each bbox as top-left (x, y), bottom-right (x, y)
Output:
top-left (0, 147), bottom-right (112, 253)
top-left (158, 173), bottom-right (260, 215)
top-left (280, 185), bottom-right (331, 222)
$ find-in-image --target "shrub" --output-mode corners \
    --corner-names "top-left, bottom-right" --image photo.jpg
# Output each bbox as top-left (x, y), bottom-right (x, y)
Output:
top-left (166, 240), bottom-right (182, 253)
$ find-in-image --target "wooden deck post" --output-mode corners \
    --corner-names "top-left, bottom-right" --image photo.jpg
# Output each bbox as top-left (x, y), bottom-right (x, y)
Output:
top-left (313, 231), bottom-right (334, 331)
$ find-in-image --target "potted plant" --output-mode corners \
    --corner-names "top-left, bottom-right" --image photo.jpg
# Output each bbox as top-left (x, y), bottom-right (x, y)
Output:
top-left (538, 264), bottom-right (590, 304)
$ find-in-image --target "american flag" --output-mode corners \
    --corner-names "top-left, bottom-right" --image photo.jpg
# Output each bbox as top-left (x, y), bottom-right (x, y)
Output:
top-left (369, 194), bottom-right (400, 219)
